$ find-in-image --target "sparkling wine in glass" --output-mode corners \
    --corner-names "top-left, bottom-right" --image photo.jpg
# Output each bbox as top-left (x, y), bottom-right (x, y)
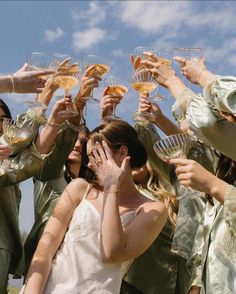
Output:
top-left (54, 58), bottom-right (82, 118)
top-left (103, 75), bottom-right (128, 121)
top-left (0, 118), bottom-right (32, 175)
top-left (82, 55), bottom-right (110, 103)
top-left (131, 70), bottom-right (159, 126)
top-left (153, 133), bottom-right (195, 199)
top-left (25, 52), bottom-right (59, 110)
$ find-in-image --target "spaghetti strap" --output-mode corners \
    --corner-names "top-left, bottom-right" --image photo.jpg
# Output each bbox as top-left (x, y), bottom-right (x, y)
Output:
top-left (81, 183), bottom-right (93, 201)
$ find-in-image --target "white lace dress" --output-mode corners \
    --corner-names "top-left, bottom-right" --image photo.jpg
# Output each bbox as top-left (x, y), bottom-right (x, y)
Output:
top-left (42, 185), bottom-right (136, 294)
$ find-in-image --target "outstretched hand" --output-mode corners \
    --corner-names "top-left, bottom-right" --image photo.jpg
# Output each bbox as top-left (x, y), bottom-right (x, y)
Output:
top-left (89, 141), bottom-right (130, 190)
top-left (13, 63), bottom-right (54, 93)
top-left (176, 57), bottom-right (207, 85)
top-left (169, 158), bottom-right (214, 193)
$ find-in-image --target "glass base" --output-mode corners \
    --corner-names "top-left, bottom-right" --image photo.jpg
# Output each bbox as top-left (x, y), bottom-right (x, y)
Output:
top-left (132, 111), bottom-right (156, 126)
top-left (149, 93), bottom-right (165, 103)
top-left (57, 110), bottom-right (78, 118)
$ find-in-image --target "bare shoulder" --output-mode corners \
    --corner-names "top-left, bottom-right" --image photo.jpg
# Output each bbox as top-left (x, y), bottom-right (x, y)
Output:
top-left (65, 178), bottom-right (91, 205)
top-left (138, 199), bottom-right (167, 218)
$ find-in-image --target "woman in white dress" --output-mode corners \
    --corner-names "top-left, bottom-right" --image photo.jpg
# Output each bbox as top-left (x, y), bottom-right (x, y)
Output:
top-left (22, 120), bottom-right (167, 294)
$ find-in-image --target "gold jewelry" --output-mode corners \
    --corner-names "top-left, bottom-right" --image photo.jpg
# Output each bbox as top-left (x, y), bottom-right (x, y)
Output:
top-left (47, 120), bottom-right (61, 127)
top-left (9, 74), bottom-right (15, 93)
top-left (96, 159), bottom-right (102, 165)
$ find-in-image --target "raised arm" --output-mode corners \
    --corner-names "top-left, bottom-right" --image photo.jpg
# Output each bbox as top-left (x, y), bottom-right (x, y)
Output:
top-left (34, 97), bottom-right (71, 154)
top-left (0, 63), bottom-right (54, 94)
top-left (23, 178), bottom-right (88, 293)
top-left (89, 141), bottom-right (167, 263)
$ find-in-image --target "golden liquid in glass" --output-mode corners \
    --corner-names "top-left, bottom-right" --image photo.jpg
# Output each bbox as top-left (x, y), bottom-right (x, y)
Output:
top-left (132, 82), bottom-right (156, 93)
top-left (106, 85), bottom-right (128, 96)
top-left (55, 76), bottom-right (78, 90)
top-left (93, 64), bottom-right (110, 76)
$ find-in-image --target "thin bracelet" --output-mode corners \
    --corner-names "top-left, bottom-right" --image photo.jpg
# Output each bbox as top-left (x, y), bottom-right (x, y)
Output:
top-left (104, 189), bottom-right (120, 194)
top-left (47, 120), bottom-right (61, 127)
top-left (9, 74), bottom-right (15, 93)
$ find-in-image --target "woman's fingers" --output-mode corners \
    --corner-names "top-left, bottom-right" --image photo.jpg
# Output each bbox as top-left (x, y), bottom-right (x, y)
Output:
top-left (102, 140), bottom-right (112, 160)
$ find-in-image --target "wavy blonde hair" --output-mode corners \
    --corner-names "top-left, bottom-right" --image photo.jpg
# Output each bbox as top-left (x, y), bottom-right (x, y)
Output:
top-left (144, 161), bottom-right (178, 227)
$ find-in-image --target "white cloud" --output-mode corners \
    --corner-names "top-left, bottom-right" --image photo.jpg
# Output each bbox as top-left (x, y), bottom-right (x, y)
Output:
top-left (114, 1), bottom-right (191, 34)
top-left (44, 27), bottom-right (65, 43)
top-left (72, 27), bottom-right (106, 52)
top-left (112, 49), bottom-right (126, 57)
top-left (185, 7), bottom-right (236, 32)
top-left (72, 1), bottom-right (106, 27)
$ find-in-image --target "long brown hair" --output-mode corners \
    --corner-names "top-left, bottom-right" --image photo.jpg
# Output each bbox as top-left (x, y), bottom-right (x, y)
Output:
top-left (89, 120), bottom-right (147, 169)
top-left (145, 161), bottom-right (177, 226)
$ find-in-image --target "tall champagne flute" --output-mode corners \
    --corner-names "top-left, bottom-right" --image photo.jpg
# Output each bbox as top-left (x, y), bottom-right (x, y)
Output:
top-left (0, 118), bottom-right (32, 175)
top-left (153, 133), bottom-right (195, 199)
top-left (103, 75), bottom-right (128, 121)
top-left (82, 55), bottom-right (110, 103)
top-left (54, 58), bottom-right (82, 118)
top-left (25, 52), bottom-right (59, 110)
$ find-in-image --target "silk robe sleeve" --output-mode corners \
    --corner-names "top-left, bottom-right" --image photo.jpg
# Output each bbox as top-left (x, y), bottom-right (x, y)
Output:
top-left (33, 121), bottom-right (79, 181)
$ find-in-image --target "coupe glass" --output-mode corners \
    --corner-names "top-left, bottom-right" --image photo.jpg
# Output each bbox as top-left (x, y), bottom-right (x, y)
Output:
top-left (153, 133), bottom-right (195, 199)
top-left (155, 48), bottom-right (173, 65)
top-left (25, 52), bottom-right (59, 110)
top-left (131, 70), bottom-right (159, 126)
top-left (0, 118), bottom-right (32, 175)
top-left (54, 57), bottom-right (82, 118)
top-left (103, 75), bottom-right (128, 121)
top-left (173, 47), bottom-right (205, 62)
top-left (82, 55), bottom-right (110, 103)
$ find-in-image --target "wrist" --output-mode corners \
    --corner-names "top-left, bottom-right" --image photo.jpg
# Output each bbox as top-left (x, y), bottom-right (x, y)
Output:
top-left (47, 118), bottom-right (62, 127)
top-left (198, 70), bottom-right (214, 88)
top-left (104, 184), bottom-right (120, 193)
top-left (165, 75), bottom-right (181, 88)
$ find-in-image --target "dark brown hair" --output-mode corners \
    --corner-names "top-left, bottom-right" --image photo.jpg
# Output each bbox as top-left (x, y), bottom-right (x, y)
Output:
top-left (89, 120), bottom-right (147, 169)
top-left (0, 98), bottom-right (12, 119)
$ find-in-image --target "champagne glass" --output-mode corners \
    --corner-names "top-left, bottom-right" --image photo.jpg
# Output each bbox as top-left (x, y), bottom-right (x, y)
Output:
top-left (155, 48), bottom-right (173, 65)
top-left (131, 70), bottom-right (159, 126)
top-left (82, 55), bottom-right (110, 103)
top-left (153, 133), bottom-right (195, 199)
top-left (172, 48), bottom-right (205, 89)
top-left (0, 118), bottom-right (32, 174)
top-left (103, 75), bottom-right (128, 121)
top-left (54, 57), bottom-right (82, 118)
top-left (173, 47), bottom-right (204, 62)
top-left (25, 52), bottom-right (59, 110)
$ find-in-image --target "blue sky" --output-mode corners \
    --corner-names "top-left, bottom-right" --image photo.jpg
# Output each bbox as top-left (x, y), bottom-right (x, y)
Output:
top-left (2, 0), bottom-right (236, 286)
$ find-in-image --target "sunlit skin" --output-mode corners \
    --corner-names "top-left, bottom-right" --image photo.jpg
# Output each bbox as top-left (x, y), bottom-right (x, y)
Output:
top-left (132, 164), bottom-right (149, 186)
top-left (86, 139), bottom-right (122, 181)
top-left (67, 130), bottom-right (88, 177)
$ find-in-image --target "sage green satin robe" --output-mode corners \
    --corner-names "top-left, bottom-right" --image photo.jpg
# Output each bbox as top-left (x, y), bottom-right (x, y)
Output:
top-left (24, 122), bottom-right (79, 275)
top-left (0, 109), bottom-right (49, 293)
top-left (175, 76), bottom-right (236, 161)
top-left (123, 125), bottom-right (215, 294)
top-left (189, 185), bottom-right (236, 294)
